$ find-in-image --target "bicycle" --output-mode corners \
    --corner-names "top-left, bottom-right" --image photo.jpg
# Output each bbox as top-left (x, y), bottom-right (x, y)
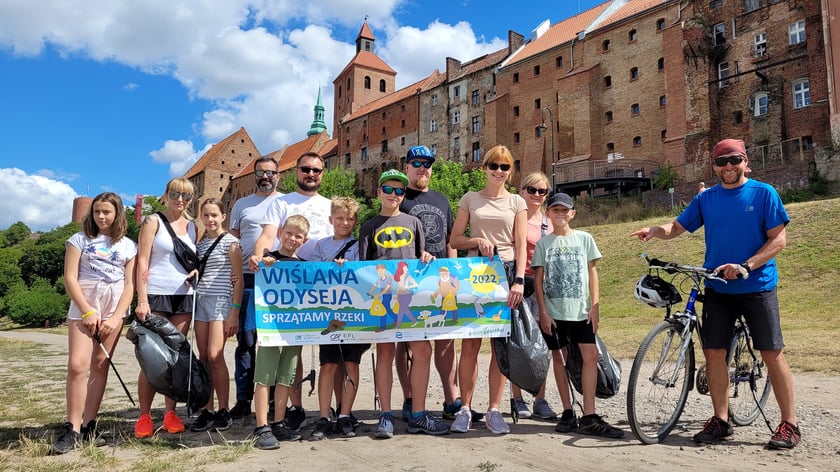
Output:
top-left (625, 255), bottom-right (773, 444)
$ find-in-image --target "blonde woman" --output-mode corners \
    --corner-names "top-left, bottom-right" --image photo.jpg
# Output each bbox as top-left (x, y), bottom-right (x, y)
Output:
top-left (450, 145), bottom-right (527, 435)
top-left (134, 177), bottom-right (197, 438)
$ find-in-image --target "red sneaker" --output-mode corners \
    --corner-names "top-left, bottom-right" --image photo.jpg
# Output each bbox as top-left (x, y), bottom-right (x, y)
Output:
top-left (134, 414), bottom-right (154, 439)
top-left (768, 421), bottom-right (801, 449)
top-left (163, 410), bottom-right (185, 434)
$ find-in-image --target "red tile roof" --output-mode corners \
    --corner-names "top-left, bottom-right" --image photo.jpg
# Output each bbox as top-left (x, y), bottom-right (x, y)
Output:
top-left (336, 50), bottom-right (397, 80)
top-left (184, 127), bottom-right (253, 179)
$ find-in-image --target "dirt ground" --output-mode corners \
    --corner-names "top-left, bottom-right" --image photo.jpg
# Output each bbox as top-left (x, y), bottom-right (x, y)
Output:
top-left (1, 329), bottom-right (838, 472)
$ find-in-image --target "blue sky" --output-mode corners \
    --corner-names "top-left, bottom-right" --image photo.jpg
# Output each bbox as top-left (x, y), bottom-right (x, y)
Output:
top-left (0, 0), bottom-right (603, 231)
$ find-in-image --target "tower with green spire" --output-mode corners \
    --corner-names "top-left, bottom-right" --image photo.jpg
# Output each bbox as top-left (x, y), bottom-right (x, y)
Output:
top-left (307, 88), bottom-right (328, 136)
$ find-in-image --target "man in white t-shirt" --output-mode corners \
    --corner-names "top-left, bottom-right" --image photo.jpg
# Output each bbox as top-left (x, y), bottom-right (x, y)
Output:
top-left (250, 151), bottom-right (333, 430)
top-left (227, 156), bottom-right (283, 419)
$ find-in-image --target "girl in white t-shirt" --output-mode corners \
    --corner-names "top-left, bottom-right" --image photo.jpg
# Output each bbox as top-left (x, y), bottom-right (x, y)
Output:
top-left (189, 198), bottom-right (243, 432)
top-left (50, 192), bottom-right (137, 455)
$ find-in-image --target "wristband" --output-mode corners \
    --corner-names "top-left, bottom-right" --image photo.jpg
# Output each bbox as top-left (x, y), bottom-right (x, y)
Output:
top-left (739, 262), bottom-right (751, 273)
top-left (231, 302), bottom-right (242, 309)
top-left (513, 277), bottom-right (525, 285)
top-left (81, 309), bottom-right (96, 319)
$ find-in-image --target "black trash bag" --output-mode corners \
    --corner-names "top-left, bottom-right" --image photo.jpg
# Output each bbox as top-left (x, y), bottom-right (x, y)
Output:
top-left (126, 314), bottom-right (211, 412)
top-left (493, 300), bottom-right (550, 396)
top-left (565, 333), bottom-right (622, 399)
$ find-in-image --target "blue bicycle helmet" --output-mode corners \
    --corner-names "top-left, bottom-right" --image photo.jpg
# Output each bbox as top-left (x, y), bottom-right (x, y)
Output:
top-left (407, 145), bottom-right (435, 162)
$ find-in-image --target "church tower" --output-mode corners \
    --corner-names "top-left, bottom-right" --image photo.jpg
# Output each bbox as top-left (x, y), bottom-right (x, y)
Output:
top-left (332, 21), bottom-right (396, 131)
top-left (307, 88), bottom-right (328, 136)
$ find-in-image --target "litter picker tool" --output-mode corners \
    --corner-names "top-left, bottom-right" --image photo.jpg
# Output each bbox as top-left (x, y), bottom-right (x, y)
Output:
top-left (93, 327), bottom-right (136, 406)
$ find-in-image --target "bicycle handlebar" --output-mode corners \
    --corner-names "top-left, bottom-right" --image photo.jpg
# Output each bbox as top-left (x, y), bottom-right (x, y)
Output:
top-left (642, 254), bottom-right (728, 283)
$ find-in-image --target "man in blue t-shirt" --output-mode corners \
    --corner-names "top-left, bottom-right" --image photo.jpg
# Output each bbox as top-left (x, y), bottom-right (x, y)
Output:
top-left (631, 138), bottom-right (799, 449)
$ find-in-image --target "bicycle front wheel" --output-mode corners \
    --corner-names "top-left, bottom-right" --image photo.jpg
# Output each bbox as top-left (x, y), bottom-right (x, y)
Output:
top-left (728, 328), bottom-right (772, 426)
top-left (627, 320), bottom-right (694, 444)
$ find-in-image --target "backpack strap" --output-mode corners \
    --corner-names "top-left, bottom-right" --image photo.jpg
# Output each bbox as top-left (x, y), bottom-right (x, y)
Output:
top-left (199, 233), bottom-right (226, 278)
top-left (156, 211), bottom-right (178, 240)
top-left (333, 238), bottom-right (358, 260)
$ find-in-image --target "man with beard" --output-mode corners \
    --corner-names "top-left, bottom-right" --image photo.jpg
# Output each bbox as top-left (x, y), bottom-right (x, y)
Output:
top-left (397, 145), bottom-right (464, 422)
top-left (250, 151), bottom-right (333, 431)
top-left (631, 138), bottom-right (799, 449)
top-left (228, 156), bottom-right (284, 419)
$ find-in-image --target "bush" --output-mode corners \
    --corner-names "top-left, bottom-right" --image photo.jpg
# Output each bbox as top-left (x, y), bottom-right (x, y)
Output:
top-left (6, 278), bottom-right (68, 326)
top-left (651, 165), bottom-right (680, 190)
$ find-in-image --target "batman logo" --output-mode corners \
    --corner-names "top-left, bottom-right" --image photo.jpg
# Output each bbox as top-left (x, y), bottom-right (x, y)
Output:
top-left (374, 226), bottom-right (414, 249)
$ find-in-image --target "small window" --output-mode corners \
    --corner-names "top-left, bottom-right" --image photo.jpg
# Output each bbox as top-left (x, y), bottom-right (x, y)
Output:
top-left (607, 142), bottom-right (615, 151)
top-left (472, 142), bottom-right (481, 162)
top-left (361, 147), bottom-right (368, 161)
top-left (381, 126), bottom-right (386, 135)
top-left (658, 57), bottom-right (665, 70)
top-left (793, 79), bottom-right (810, 109)
top-left (633, 136), bottom-right (642, 146)
top-left (452, 137), bottom-right (460, 157)
top-left (754, 33), bottom-right (767, 57)
top-left (789, 20), bottom-right (806, 45)
top-left (605, 111), bottom-right (613, 123)
top-left (753, 91), bottom-right (769, 116)
top-left (430, 119), bottom-right (437, 132)
top-left (382, 112), bottom-right (386, 120)
top-left (631, 103), bottom-right (640, 115)
top-left (472, 89), bottom-right (480, 105)
top-left (602, 39), bottom-right (611, 51)
top-left (401, 105), bottom-right (405, 112)
top-left (718, 62), bottom-right (730, 87)
top-left (400, 137), bottom-right (405, 145)
top-left (430, 144), bottom-right (437, 155)
top-left (472, 116), bottom-right (480, 133)
top-left (734, 111), bottom-right (743, 123)
top-left (535, 98), bottom-right (541, 110)
top-left (401, 119), bottom-right (405, 128)
top-left (661, 129), bottom-right (667, 140)
top-left (431, 94), bottom-right (438, 106)
top-left (379, 79), bottom-right (386, 92)
top-left (630, 67), bottom-right (639, 80)
top-left (744, 0), bottom-right (759, 13)
top-left (656, 19), bottom-right (666, 30)
top-left (364, 76), bottom-right (371, 89)
top-left (381, 140), bottom-right (388, 152)
top-left (802, 136), bottom-right (814, 151)
top-left (338, 86), bottom-right (342, 98)
top-left (604, 75), bottom-right (612, 88)
top-left (556, 56), bottom-right (563, 67)
top-left (452, 110), bottom-right (461, 124)
top-left (534, 65), bottom-right (541, 76)
top-left (513, 72), bottom-right (519, 83)
top-left (534, 127), bottom-right (542, 139)
top-left (660, 95), bottom-right (667, 106)
top-left (344, 154), bottom-right (351, 166)
top-left (628, 29), bottom-right (637, 42)
top-left (710, 0), bottom-right (722, 8)
top-left (513, 106), bottom-right (520, 117)
top-left (454, 86), bottom-right (460, 97)
top-left (713, 23), bottom-right (726, 46)
top-left (514, 132), bottom-right (520, 144)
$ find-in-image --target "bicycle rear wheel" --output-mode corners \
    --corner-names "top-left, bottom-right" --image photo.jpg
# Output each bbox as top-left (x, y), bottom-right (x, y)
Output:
top-left (627, 320), bottom-right (694, 444)
top-left (728, 328), bottom-right (772, 426)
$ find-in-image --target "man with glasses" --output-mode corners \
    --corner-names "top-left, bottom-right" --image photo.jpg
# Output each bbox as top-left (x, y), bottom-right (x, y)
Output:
top-left (631, 138), bottom-right (799, 449)
top-left (251, 151), bottom-right (334, 431)
top-left (228, 157), bottom-right (284, 419)
top-left (399, 145), bottom-right (463, 423)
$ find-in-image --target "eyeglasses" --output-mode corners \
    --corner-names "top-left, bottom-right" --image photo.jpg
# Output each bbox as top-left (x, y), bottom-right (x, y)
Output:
top-left (168, 191), bottom-right (193, 201)
top-left (525, 186), bottom-right (548, 196)
top-left (255, 170), bottom-right (277, 177)
top-left (486, 162), bottom-right (511, 171)
top-left (409, 160), bottom-right (433, 169)
top-left (380, 185), bottom-right (406, 196)
top-left (713, 155), bottom-right (745, 167)
top-left (299, 166), bottom-right (323, 175)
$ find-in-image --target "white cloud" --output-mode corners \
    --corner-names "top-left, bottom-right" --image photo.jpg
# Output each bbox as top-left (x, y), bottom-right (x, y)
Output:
top-left (149, 140), bottom-right (212, 177)
top-left (0, 168), bottom-right (77, 232)
top-left (123, 82), bottom-right (139, 91)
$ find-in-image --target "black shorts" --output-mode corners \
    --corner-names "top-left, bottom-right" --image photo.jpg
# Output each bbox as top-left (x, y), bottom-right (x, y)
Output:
top-left (319, 343), bottom-right (371, 365)
top-left (148, 294), bottom-right (193, 316)
top-left (701, 288), bottom-right (784, 351)
top-left (542, 319), bottom-right (596, 350)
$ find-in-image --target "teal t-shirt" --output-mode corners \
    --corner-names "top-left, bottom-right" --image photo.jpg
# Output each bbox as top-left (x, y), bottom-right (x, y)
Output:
top-left (530, 230), bottom-right (602, 322)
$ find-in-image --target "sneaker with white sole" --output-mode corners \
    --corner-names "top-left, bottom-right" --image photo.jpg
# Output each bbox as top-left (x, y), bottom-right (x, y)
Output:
top-left (513, 398), bottom-right (531, 419)
top-left (374, 412), bottom-right (395, 439)
top-left (485, 409), bottom-right (510, 434)
top-left (407, 411), bottom-right (450, 435)
top-left (532, 398), bottom-right (557, 420)
top-left (450, 406), bottom-right (472, 433)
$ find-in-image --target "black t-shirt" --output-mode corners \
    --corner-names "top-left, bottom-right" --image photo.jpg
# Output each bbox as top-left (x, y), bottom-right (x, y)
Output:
top-left (401, 188), bottom-right (453, 259)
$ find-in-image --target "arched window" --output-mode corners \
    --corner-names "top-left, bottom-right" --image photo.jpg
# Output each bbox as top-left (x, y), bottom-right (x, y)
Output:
top-left (602, 39), bottom-right (611, 51)
top-left (656, 19), bottom-right (665, 31)
top-left (364, 76), bottom-right (371, 89)
top-left (633, 136), bottom-right (642, 146)
top-left (379, 79), bottom-right (386, 92)
top-left (628, 29), bottom-right (637, 41)
top-left (604, 75), bottom-right (612, 88)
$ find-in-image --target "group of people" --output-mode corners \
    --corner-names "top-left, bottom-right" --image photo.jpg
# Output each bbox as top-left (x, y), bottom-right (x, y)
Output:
top-left (50, 138), bottom-right (800, 454)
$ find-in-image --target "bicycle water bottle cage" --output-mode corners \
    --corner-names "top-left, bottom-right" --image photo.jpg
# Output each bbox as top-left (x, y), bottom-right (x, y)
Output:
top-left (634, 274), bottom-right (682, 308)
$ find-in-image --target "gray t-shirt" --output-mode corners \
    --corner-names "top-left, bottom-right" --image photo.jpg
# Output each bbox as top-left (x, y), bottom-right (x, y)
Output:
top-left (358, 213), bottom-right (426, 261)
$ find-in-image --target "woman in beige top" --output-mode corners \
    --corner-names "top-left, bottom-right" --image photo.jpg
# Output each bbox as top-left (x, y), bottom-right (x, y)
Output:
top-left (449, 145), bottom-right (527, 435)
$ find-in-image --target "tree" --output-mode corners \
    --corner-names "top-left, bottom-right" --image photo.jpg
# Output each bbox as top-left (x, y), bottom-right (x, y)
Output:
top-left (429, 161), bottom-right (487, 215)
top-left (6, 277), bottom-right (68, 326)
top-left (126, 195), bottom-right (166, 242)
top-left (2, 221), bottom-right (31, 247)
top-left (19, 222), bottom-right (79, 286)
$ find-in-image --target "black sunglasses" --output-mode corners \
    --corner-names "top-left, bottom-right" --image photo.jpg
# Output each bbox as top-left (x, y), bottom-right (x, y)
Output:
top-left (525, 186), bottom-right (548, 196)
top-left (410, 160), bottom-right (433, 169)
top-left (713, 155), bottom-right (745, 167)
top-left (380, 185), bottom-right (406, 196)
top-left (486, 162), bottom-right (511, 171)
top-left (254, 170), bottom-right (277, 177)
top-left (299, 166), bottom-right (323, 175)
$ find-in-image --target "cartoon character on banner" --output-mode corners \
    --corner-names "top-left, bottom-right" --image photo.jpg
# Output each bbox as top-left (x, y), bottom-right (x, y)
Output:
top-left (392, 261), bottom-right (418, 329)
top-left (368, 263), bottom-right (396, 332)
top-left (430, 266), bottom-right (460, 323)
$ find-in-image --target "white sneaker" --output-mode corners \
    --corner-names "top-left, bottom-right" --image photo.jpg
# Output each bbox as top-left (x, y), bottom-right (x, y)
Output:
top-left (485, 409), bottom-right (510, 434)
top-left (450, 406), bottom-right (472, 433)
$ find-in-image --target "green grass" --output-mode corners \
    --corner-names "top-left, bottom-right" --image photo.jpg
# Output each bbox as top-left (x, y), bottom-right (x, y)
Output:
top-left (586, 197), bottom-right (840, 374)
